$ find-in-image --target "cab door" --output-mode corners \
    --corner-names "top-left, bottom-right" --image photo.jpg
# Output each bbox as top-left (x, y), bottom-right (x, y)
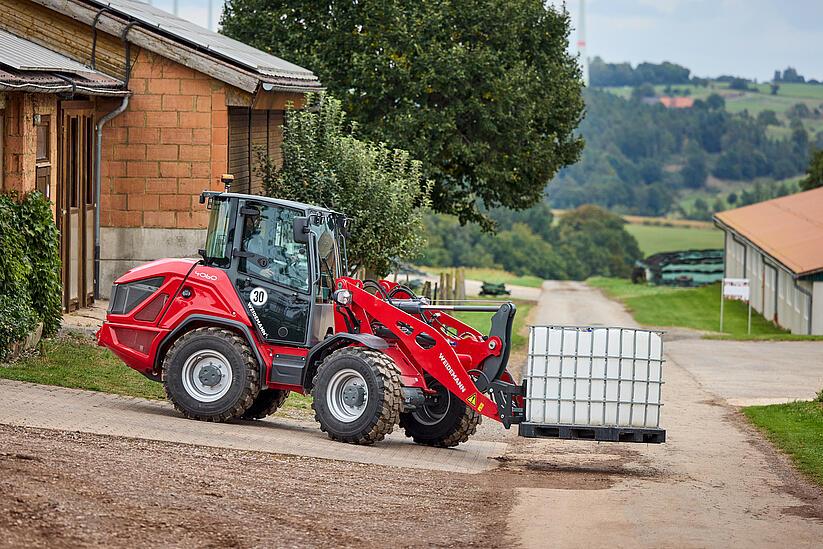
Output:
top-left (233, 200), bottom-right (312, 346)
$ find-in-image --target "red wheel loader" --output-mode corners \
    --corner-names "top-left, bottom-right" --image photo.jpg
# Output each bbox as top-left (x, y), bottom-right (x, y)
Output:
top-left (98, 188), bottom-right (666, 447)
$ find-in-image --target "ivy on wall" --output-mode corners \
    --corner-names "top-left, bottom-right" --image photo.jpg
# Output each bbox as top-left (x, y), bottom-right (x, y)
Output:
top-left (0, 192), bottom-right (62, 359)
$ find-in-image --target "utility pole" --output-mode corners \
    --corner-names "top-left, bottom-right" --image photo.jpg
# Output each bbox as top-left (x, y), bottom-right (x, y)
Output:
top-left (577, 0), bottom-right (589, 86)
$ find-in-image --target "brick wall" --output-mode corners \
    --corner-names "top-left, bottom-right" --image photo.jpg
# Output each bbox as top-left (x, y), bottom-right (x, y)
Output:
top-left (100, 48), bottom-right (229, 231)
top-left (2, 94), bottom-right (36, 195)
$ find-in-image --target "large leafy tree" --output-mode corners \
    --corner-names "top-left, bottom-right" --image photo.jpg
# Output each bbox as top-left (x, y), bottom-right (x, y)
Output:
top-left (222, 0), bottom-right (585, 226)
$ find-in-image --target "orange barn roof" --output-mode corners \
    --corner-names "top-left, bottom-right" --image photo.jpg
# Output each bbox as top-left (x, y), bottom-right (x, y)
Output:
top-left (714, 187), bottom-right (823, 277)
top-left (658, 96), bottom-right (695, 108)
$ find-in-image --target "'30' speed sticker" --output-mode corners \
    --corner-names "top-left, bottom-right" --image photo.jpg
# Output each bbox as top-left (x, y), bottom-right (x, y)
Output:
top-left (250, 287), bottom-right (268, 307)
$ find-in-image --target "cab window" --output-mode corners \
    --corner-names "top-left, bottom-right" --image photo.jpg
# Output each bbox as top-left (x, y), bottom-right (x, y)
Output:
top-left (316, 226), bottom-right (339, 303)
top-left (204, 197), bottom-right (233, 267)
top-left (239, 204), bottom-right (310, 293)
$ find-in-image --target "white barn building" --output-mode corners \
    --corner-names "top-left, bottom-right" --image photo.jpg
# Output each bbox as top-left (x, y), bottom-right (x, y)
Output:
top-left (714, 187), bottom-right (823, 335)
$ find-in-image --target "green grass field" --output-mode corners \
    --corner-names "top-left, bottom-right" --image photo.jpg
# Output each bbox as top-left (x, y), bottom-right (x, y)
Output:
top-left (625, 223), bottom-right (724, 256)
top-left (426, 266), bottom-right (544, 289)
top-left (451, 297), bottom-right (535, 352)
top-left (745, 401), bottom-right (823, 487)
top-left (587, 277), bottom-right (801, 338)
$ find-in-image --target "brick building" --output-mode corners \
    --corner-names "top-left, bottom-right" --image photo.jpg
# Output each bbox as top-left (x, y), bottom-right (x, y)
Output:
top-left (0, 0), bottom-right (320, 311)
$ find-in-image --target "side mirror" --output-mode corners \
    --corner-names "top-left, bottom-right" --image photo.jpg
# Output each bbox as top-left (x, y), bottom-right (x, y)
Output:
top-left (293, 216), bottom-right (310, 244)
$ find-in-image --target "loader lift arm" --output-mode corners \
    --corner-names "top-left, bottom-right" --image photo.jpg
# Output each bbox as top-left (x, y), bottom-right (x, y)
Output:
top-left (332, 277), bottom-right (526, 427)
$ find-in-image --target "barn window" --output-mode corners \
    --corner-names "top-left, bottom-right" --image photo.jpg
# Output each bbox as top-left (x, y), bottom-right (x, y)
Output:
top-left (228, 107), bottom-right (285, 195)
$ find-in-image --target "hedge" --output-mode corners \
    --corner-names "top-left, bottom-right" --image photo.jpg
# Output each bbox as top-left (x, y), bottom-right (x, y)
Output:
top-left (0, 192), bottom-right (62, 360)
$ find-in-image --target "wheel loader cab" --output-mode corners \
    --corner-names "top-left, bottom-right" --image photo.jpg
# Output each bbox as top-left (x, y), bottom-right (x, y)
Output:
top-left (200, 191), bottom-right (346, 348)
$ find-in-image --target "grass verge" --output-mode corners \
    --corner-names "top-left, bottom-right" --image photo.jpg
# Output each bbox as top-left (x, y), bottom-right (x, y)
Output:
top-left (0, 334), bottom-right (311, 412)
top-left (0, 334), bottom-right (165, 399)
top-left (424, 266), bottom-right (544, 289)
top-left (744, 401), bottom-right (823, 487)
top-left (450, 297), bottom-right (535, 352)
top-left (586, 277), bottom-right (805, 339)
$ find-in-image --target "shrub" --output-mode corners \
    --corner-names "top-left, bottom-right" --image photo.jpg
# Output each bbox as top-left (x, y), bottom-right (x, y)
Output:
top-left (0, 192), bottom-right (62, 359)
top-left (18, 192), bottom-right (62, 336)
top-left (258, 94), bottom-right (430, 276)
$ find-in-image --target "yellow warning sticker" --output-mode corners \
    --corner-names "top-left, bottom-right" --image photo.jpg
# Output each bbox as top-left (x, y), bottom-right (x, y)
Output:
top-left (467, 393), bottom-right (478, 406)
top-left (478, 402), bottom-right (485, 413)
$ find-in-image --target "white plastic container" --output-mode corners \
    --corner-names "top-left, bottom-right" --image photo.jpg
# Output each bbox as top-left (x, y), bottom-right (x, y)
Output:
top-left (524, 326), bottom-right (663, 429)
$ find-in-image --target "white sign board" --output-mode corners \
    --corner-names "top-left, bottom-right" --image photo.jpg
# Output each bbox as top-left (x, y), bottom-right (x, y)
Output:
top-left (723, 278), bottom-right (750, 301)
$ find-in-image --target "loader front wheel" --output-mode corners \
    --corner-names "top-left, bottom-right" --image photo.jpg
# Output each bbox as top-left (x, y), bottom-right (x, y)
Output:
top-left (311, 347), bottom-right (401, 445)
top-left (242, 389), bottom-right (290, 420)
top-left (400, 381), bottom-right (482, 447)
top-left (162, 327), bottom-right (259, 422)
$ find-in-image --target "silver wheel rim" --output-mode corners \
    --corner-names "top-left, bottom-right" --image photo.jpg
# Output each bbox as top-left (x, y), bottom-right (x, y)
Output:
top-left (180, 349), bottom-right (233, 403)
top-left (326, 368), bottom-right (369, 423)
top-left (413, 389), bottom-right (450, 426)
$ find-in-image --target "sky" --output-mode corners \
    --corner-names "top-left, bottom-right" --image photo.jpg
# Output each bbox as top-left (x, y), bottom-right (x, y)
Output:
top-left (549, 0), bottom-right (823, 82)
top-left (158, 0), bottom-right (822, 82)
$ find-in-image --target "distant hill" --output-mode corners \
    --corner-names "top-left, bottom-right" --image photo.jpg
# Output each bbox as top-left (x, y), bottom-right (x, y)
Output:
top-left (547, 79), bottom-right (822, 220)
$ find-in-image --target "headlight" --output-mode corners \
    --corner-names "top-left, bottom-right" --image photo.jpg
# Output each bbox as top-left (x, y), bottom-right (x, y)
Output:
top-left (333, 289), bottom-right (352, 306)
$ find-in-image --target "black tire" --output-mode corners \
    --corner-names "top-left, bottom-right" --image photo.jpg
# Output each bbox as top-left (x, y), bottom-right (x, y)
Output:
top-left (400, 381), bottom-right (482, 447)
top-left (311, 348), bottom-right (401, 445)
top-left (162, 327), bottom-right (260, 422)
top-left (242, 389), bottom-right (290, 420)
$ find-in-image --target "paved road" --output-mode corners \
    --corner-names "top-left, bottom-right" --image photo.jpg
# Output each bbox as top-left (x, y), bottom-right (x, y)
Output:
top-left (667, 338), bottom-right (823, 406)
top-left (0, 380), bottom-right (504, 475)
top-left (509, 280), bottom-right (823, 548)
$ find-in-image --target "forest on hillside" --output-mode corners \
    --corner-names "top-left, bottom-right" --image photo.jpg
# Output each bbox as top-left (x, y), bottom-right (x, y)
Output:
top-left (548, 88), bottom-right (819, 218)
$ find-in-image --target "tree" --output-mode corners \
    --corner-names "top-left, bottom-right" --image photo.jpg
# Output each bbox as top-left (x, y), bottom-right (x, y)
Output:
top-left (729, 77), bottom-right (750, 91)
top-left (486, 223), bottom-right (568, 279)
top-left (780, 67), bottom-right (805, 83)
top-left (222, 0), bottom-right (585, 226)
top-left (705, 93), bottom-right (726, 111)
top-left (757, 110), bottom-right (780, 126)
top-left (258, 95), bottom-right (430, 276)
top-left (631, 83), bottom-right (656, 102)
top-left (681, 150), bottom-right (708, 188)
top-left (788, 103), bottom-right (811, 119)
top-left (800, 149), bottom-right (823, 191)
top-left (555, 205), bottom-right (642, 279)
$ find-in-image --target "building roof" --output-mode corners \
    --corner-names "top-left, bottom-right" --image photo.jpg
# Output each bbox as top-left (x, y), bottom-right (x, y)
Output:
top-left (29, 0), bottom-right (321, 93)
top-left (714, 187), bottom-right (823, 277)
top-left (0, 28), bottom-right (127, 96)
top-left (658, 96), bottom-right (695, 108)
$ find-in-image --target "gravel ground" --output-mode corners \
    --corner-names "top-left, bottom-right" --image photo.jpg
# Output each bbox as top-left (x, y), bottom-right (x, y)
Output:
top-left (0, 424), bottom-right (512, 548)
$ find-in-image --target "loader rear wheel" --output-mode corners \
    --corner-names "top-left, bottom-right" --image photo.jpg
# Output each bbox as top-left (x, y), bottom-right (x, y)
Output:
top-left (242, 389), bottom-right (290, 420)
top-left (400, 381), bottom-right (482, 447)
top-left (162, 327), bottom-right (260, 422)
top-left (311, 347), bottom-right (401, 445)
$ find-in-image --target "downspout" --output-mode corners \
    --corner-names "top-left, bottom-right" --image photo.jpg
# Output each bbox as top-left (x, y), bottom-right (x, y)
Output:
top-left (94, 21), bottom-right (137, 300)
top-left (94, 95), bottom-right (129, 300)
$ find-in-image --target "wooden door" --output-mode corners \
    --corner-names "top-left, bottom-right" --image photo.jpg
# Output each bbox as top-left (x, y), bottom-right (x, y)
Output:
top-left (57, 102), bottom-right (95, 312)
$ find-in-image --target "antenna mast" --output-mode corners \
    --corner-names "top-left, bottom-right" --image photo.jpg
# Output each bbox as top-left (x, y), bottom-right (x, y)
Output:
top-left (577, 0), bottom-right (589, 86)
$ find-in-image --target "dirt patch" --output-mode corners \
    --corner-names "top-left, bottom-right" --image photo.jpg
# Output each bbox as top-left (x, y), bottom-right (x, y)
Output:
top-left (0, 425), bottom-right (510, 548)
top-left (490, 435), bottom-right (672, 492)
top-left (730, 407), bottom-right (823, 520)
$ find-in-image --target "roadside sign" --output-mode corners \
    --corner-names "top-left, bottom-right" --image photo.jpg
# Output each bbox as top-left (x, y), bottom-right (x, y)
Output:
top-left (720, 277), bottom-right (751, 334)
top-left (723, 278), bottom-right (750, 301)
